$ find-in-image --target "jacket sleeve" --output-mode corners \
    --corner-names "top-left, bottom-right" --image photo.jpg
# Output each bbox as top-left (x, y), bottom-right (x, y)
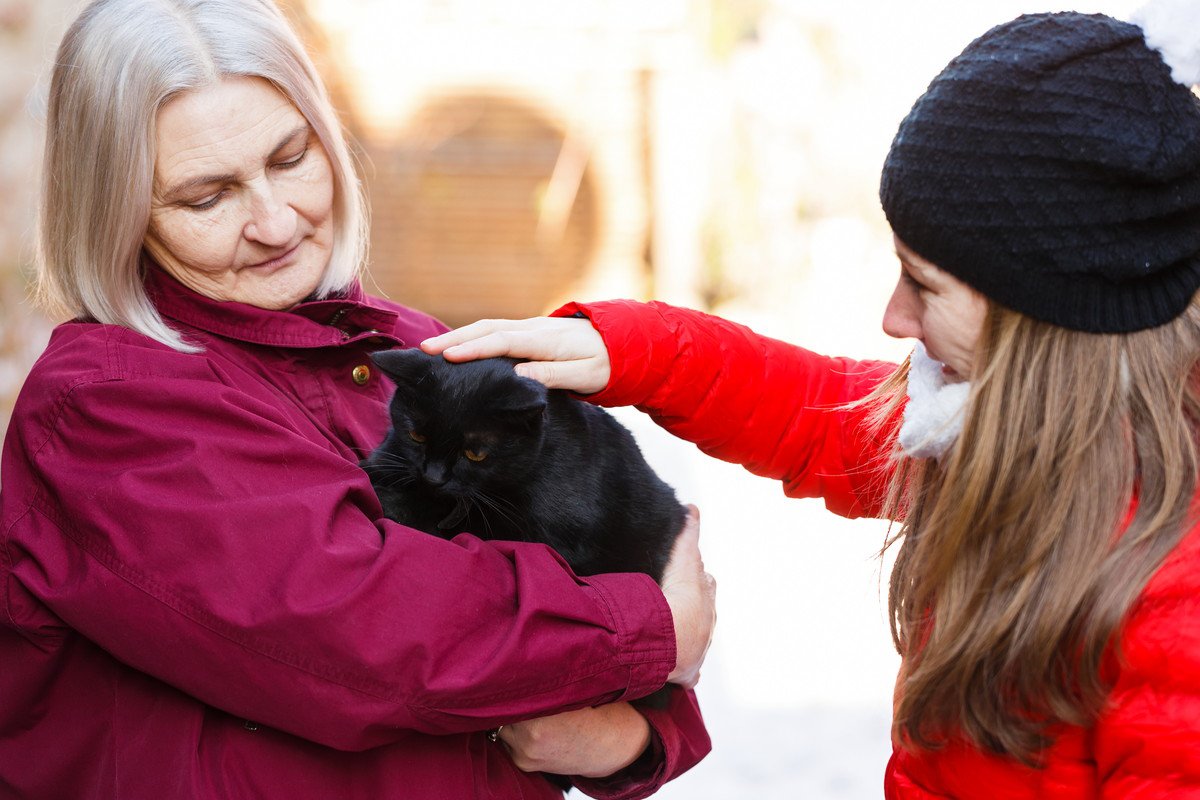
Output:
top-left (553, 299), bottom-right (899, 518)
top-left (1093, 549), bottom-right (1200, 798)
top-left (572, 687), bottom-right (709, 800)
top-left (2, 356), bottom-right (677, 753)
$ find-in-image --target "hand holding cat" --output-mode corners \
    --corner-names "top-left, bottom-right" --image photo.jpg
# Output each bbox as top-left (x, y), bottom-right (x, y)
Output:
top-left (494, 512), bottom-right (714, 782)
top-left (497, 702), bottom-right (653, 778)
top-left (421, 317), bottom-right (612, 395)
top-left (661, 506), bottom-right (717, 689)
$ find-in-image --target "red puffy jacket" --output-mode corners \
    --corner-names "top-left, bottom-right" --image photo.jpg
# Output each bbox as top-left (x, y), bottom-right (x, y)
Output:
top-left (559, 298), bottom-right (1200, 799)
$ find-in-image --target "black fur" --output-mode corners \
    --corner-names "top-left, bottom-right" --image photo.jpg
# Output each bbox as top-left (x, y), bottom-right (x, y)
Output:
top-left (363, 349), bottom-right (686, 583)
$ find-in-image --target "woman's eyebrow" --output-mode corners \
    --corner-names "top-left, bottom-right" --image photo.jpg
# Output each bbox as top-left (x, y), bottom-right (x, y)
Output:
top-left (267, 124), bottom-right (310, 159)
top-left (160, 170), bottom-right (237, 202)
top-left (896, 251), bottom-right (937, 282)
top-left (160, 124), bottom-right (310, 202)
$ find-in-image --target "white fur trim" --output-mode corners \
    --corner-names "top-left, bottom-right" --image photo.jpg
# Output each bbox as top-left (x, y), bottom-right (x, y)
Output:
top-left (1129, 0), bottom-right (1200, 86)
top-left (898, 342), bottom-right (971, 460)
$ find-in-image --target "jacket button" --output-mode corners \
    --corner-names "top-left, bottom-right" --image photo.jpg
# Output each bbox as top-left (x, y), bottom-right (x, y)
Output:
top-left (351, 365), bottom-right (371, 385)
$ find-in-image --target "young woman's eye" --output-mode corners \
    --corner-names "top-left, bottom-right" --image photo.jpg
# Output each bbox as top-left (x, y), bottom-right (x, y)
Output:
top-left (408, 430), bottom-right (426, 443)
top-left (464, 449), bottom-right (487, 463)
top-left (902, 271), bottom-right (927, 294)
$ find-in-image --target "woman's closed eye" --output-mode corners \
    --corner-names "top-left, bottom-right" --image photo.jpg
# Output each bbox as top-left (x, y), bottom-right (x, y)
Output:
top-left (275, 148), bottom-right (308, 171)
top-left (185, 190), bottom-right (226, 212)
top-left (181, 150), bottom-right (306, 212)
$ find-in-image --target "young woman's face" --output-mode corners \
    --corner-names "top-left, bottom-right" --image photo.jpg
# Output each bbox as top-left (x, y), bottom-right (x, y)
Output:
top-left (882, 236), bottom-right (989, 380)
top-left (144, 76), bottom-right (335, 310)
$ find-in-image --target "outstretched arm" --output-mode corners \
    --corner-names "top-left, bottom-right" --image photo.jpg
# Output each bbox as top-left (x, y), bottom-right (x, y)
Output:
top-left (423, 314), bottom-right (612, 394)
top-left (424, 300), bottom-right (899, 518)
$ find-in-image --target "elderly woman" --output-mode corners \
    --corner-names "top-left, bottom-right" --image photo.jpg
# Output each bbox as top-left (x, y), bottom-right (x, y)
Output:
top-left (426, 6), bottom-right (1200, 798)
top-left (0, 1), bottom-right (714, 798)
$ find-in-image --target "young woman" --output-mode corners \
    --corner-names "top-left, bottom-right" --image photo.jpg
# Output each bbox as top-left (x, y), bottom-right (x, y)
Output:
top-left (424, 6), bottom-right (1200, 797)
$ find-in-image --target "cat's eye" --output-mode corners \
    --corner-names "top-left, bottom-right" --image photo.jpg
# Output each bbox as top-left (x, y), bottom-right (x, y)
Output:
top-left (408, 430), bottom-right (427, 443)
top-left (464, 449), bottom-right (487, 463)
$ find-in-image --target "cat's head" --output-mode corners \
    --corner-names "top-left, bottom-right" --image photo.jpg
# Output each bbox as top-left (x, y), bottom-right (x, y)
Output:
top-left (368, 348), bottom-right (548, 499)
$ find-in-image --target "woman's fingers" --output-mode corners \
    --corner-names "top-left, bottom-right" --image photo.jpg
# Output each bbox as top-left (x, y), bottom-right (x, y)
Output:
top-left (423, 326), bottom-right (539, 362)
top-left (420, 317), bottom-right (612, 394)
top-left (420, 318), bottom-right (539, 356)
top-left (510, 359), bottom-right (603, 394)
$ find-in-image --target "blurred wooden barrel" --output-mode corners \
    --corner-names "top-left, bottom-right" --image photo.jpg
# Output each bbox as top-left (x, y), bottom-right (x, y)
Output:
top-left (364, 93), bottom-right (600, 328)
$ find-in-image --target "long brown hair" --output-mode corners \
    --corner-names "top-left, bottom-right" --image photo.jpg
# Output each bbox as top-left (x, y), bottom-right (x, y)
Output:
top-left (873, 298), bottom-right (1200, 763)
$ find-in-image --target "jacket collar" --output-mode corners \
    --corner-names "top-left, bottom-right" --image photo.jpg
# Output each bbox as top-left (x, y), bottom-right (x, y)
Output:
top-left (146, 264), bottom-right (404, 350)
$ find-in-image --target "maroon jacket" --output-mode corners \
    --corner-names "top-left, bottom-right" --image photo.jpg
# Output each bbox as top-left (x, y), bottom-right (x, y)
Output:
top-left (0, 270), bottom-right (709, 800)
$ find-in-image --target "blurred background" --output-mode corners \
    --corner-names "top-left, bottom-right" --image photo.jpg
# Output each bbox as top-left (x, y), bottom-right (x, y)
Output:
top-left (0, 0), bottom-right (1134, 796)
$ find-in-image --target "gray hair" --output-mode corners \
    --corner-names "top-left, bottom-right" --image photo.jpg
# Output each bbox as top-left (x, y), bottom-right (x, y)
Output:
top-left (36, 0), bottom-right (368, 351)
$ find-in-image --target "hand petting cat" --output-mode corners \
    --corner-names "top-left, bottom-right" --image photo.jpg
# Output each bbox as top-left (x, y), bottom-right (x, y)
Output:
top-left (422, 316), bottom-right (612, 395)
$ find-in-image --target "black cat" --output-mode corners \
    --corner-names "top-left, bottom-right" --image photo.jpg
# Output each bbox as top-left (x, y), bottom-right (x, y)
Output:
top-left (362, 348), bottom-right (686, 583)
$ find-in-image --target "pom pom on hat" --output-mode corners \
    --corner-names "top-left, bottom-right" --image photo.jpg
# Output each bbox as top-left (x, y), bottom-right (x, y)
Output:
top-left (1130, 0), bottom-right (1200, 85)
top-left (880, 6), bottom-right (1200, 333)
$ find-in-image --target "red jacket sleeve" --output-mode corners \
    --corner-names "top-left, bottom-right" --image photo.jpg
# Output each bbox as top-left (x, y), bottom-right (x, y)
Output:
top-left (3, 357), bottom-right (676, 753)
top-left (554, 300), bottom-right (899, 518)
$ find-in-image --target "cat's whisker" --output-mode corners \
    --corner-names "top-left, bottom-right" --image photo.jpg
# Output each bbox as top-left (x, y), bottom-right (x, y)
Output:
top-left (473, 491), bottom-right (522, 531)
top-left (481, 492), bottom-right (522, 524)
top-left (383, 474), bottom-right (419, 490)
top-left (362, 461), bottom-right (420, 490)
top-left (363, 452), bottom-right (413, 469)
top-left (465, 495), bottom-right (495, 536)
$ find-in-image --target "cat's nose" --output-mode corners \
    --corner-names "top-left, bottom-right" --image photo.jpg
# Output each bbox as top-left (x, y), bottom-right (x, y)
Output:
top-left (422, 464), bottom-right (449, 486)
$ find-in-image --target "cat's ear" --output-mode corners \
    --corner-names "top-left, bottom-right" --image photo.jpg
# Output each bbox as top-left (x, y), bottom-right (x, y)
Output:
top-left (371, 348), bottom-right (436, 391)
top-left (496, 374), bottom-right (549, 430)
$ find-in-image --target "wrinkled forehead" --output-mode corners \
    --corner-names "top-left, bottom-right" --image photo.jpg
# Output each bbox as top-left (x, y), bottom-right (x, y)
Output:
top-left (153, 76), bottom-right (306, 190)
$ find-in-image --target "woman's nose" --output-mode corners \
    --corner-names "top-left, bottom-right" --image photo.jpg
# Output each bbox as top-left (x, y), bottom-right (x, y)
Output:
top-left (882, 280), bottom-right (921, 341)
top-left (244, 184), bottom-right (297, 247)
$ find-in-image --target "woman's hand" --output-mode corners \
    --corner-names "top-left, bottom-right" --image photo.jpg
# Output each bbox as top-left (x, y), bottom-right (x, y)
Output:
top-left (420, 316), bottom-right (611, 395)
top-left (662, 507), bottom-right (716, 688)
top-left (499, 703), bottom-right (652, 778)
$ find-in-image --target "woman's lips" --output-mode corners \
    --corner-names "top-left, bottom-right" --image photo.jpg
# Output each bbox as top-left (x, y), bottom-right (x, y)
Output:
top-left (924, 344), bottom-right (962, 381)
top-left (244, 240), bottom-right (302, 272)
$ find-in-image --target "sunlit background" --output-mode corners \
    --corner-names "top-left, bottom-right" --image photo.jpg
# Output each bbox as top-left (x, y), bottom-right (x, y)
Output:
top-left (0, 0), bottom-right (1135, 796)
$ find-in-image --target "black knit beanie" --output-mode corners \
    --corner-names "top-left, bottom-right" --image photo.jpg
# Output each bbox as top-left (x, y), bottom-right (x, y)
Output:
top-left (879, 10), bottom-right (1200, 333)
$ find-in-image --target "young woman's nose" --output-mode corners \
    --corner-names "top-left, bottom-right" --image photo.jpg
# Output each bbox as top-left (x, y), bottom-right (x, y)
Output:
top-left (243, 183), bottom-right (298, 248)
top-left (882, 279), bottom-right (922, 341)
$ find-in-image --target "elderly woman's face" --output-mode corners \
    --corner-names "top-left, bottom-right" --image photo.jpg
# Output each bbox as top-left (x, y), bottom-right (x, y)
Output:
top-left (144, 77), bottom-right (335, 310)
